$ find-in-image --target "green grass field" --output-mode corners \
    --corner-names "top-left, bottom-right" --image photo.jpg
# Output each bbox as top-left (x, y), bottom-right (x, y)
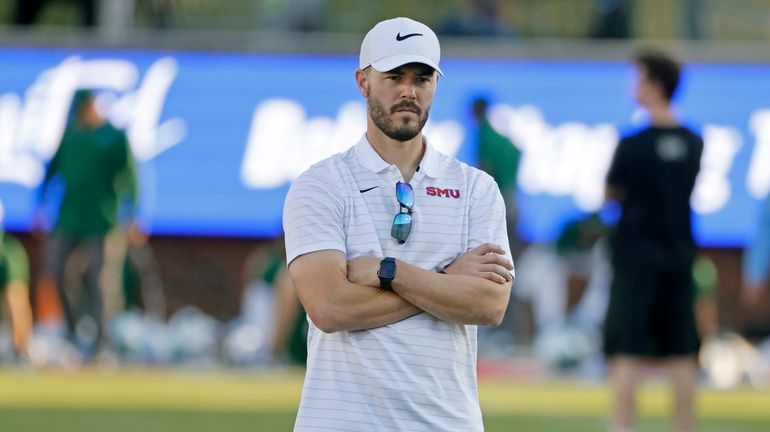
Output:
top-left (1, 368), bottom-right (768, 431)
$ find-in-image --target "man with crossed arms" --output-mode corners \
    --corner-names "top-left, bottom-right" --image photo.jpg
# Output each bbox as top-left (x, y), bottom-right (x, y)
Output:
top-left (283, 17), bottom-right (514, 431)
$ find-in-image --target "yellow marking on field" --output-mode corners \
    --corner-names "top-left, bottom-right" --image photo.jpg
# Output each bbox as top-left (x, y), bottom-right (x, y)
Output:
top-left (0, 368), bottom-right (304, 411)
top-left (1, 369), bottom-right (769, 421)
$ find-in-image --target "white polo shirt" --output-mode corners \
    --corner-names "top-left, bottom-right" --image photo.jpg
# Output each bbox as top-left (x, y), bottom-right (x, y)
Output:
top-left (283, 135), bottom-right (512, 432)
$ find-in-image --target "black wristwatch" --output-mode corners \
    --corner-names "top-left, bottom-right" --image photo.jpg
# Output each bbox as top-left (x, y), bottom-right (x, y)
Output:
top-left (377, 257), bottom-right (397, 290)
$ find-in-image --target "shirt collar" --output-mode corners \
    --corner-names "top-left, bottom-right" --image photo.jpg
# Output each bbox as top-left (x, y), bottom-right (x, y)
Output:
top-left (354, 135), bottom-right (391, 173)
top-left (418, 138), bottom-right (442, 178)
top-left (354, 134), bottom-right (443, 178)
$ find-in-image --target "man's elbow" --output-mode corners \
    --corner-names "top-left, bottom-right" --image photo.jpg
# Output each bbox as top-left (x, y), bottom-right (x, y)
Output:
top-left (306, 304), bottom-right (345, 334)
top-left (481, 303), bottom-right (507, 327)
top-left (480, 282), bottom-right (512, 327)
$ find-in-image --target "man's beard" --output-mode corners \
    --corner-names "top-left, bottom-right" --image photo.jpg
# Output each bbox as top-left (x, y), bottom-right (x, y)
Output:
top-left (367, 93), bottom-right (430, 142)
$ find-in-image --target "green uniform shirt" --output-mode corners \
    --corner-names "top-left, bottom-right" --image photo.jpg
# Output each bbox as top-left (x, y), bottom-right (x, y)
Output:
top-left (41, 123), bottom-right (138, 237)
top-left (477, 120), bottom-right (521, 194)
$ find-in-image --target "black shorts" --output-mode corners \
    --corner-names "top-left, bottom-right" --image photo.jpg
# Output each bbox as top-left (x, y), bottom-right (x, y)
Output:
top-left (603, 263), bottom-right (700, 358)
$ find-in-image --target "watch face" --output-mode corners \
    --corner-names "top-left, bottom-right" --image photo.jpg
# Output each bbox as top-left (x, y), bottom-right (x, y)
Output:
top-left (379, 259), bottom-right (396, 279)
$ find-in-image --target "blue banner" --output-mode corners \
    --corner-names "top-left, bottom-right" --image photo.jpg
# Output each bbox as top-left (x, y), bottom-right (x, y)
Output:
top-left (0, 47), bottom-right (768, 246)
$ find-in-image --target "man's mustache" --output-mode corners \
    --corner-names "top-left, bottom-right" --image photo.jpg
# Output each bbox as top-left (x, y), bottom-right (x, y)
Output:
top-left (391, 101), bottom-right (421, 115)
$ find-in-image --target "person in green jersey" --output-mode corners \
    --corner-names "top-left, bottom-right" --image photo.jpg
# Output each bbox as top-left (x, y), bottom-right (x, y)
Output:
top-left (472, 97), bottom-right (522, 257)
top-left (1, 202), bottom-right (33, 357)
top-left (472, 97), bottom-right (525, 344)
top-left (36, 90), bottom-right (139, 358)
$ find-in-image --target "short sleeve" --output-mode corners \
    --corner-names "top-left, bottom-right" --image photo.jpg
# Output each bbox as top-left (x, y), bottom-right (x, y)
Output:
top-left (1, 235), bottom-right (29, 284)
top-left (283, 167), bottom-right (347, 265)
top-left (466, 172), bottom-right (515, 278)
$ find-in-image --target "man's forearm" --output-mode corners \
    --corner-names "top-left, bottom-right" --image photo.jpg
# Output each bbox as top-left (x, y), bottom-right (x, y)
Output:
top-left (316, 282), bottom-right (423, 333)
top-left (289, 252), bottom-right (422, 334)
top-left (391, 260), bottom-right (511, 326)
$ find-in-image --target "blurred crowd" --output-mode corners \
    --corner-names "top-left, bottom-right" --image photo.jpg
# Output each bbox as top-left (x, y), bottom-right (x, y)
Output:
top-left (4, 0), bottom-right (770, 41)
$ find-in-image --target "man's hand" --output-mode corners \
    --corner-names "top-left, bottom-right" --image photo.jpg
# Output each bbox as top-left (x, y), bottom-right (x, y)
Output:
top-left (443, 243), bottom-right (513, 284)
top-left (347, 256), bottom-right (382, 288)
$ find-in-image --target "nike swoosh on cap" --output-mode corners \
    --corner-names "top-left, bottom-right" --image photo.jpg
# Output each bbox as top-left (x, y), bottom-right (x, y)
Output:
top-left (359, 186), bottom-right (380, 193)
top-left (396, 32), bottom-right (423, 41)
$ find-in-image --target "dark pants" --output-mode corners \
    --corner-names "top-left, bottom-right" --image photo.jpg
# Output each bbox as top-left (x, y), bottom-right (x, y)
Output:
top-left (603, 262), bottom-right (700, 357)
top-left (44, 232), bottom-right (106, 353)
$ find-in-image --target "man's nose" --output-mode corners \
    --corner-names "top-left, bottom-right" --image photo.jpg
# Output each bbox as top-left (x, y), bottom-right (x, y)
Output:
top-left (399, 81), bottom-right (417, 99)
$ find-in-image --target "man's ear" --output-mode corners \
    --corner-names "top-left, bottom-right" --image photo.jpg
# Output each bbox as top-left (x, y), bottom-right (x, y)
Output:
top-left (355, 68), bottom-right (368, 97)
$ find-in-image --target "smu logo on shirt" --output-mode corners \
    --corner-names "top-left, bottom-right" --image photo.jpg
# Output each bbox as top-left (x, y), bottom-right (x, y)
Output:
top-left (425, 186), bottom-right (461, 199)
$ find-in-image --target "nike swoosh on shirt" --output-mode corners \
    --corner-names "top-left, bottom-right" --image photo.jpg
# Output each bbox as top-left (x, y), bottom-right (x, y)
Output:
top-left (359, 186), bottom-right (380, 193)
top-left (396, 32), bottom-right (423, 41)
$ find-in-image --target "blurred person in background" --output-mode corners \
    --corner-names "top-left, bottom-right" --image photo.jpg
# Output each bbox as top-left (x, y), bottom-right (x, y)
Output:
top-left (516, 213), bottom-right (611, 356)
top-left (0, 204), bottom-right (34, 358)
top-left (283, 17), bottom-right (514, 431)
top-left (741, 191), bottom-right (770, 312)
top-left (36, 89), bottom-right (140, 360)
top-left (603, 50), bottom-right (703, 432)
top-left (14, 0), bottom-right (97, 26)
top-left (590, 0), bottom-right (633, 39)
top-left (234, 236), bottom-right (306, 365)
top-left (121, 223), bottom-right (166, 321)
top-left (471, 96), bottom-right (525, 347)
top-left (472, 96), bottom-right (522, 258)
top-left (439, 0), bottom-right (512, 37)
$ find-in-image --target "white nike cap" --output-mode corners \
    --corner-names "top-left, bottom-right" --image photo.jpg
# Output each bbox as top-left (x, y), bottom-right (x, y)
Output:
top-left (359, 17), bottom-right (442, 75)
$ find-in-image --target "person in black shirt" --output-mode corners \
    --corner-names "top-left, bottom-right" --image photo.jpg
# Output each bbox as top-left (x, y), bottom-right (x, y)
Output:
top-left (604, 50), bottom-right (703, 432)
